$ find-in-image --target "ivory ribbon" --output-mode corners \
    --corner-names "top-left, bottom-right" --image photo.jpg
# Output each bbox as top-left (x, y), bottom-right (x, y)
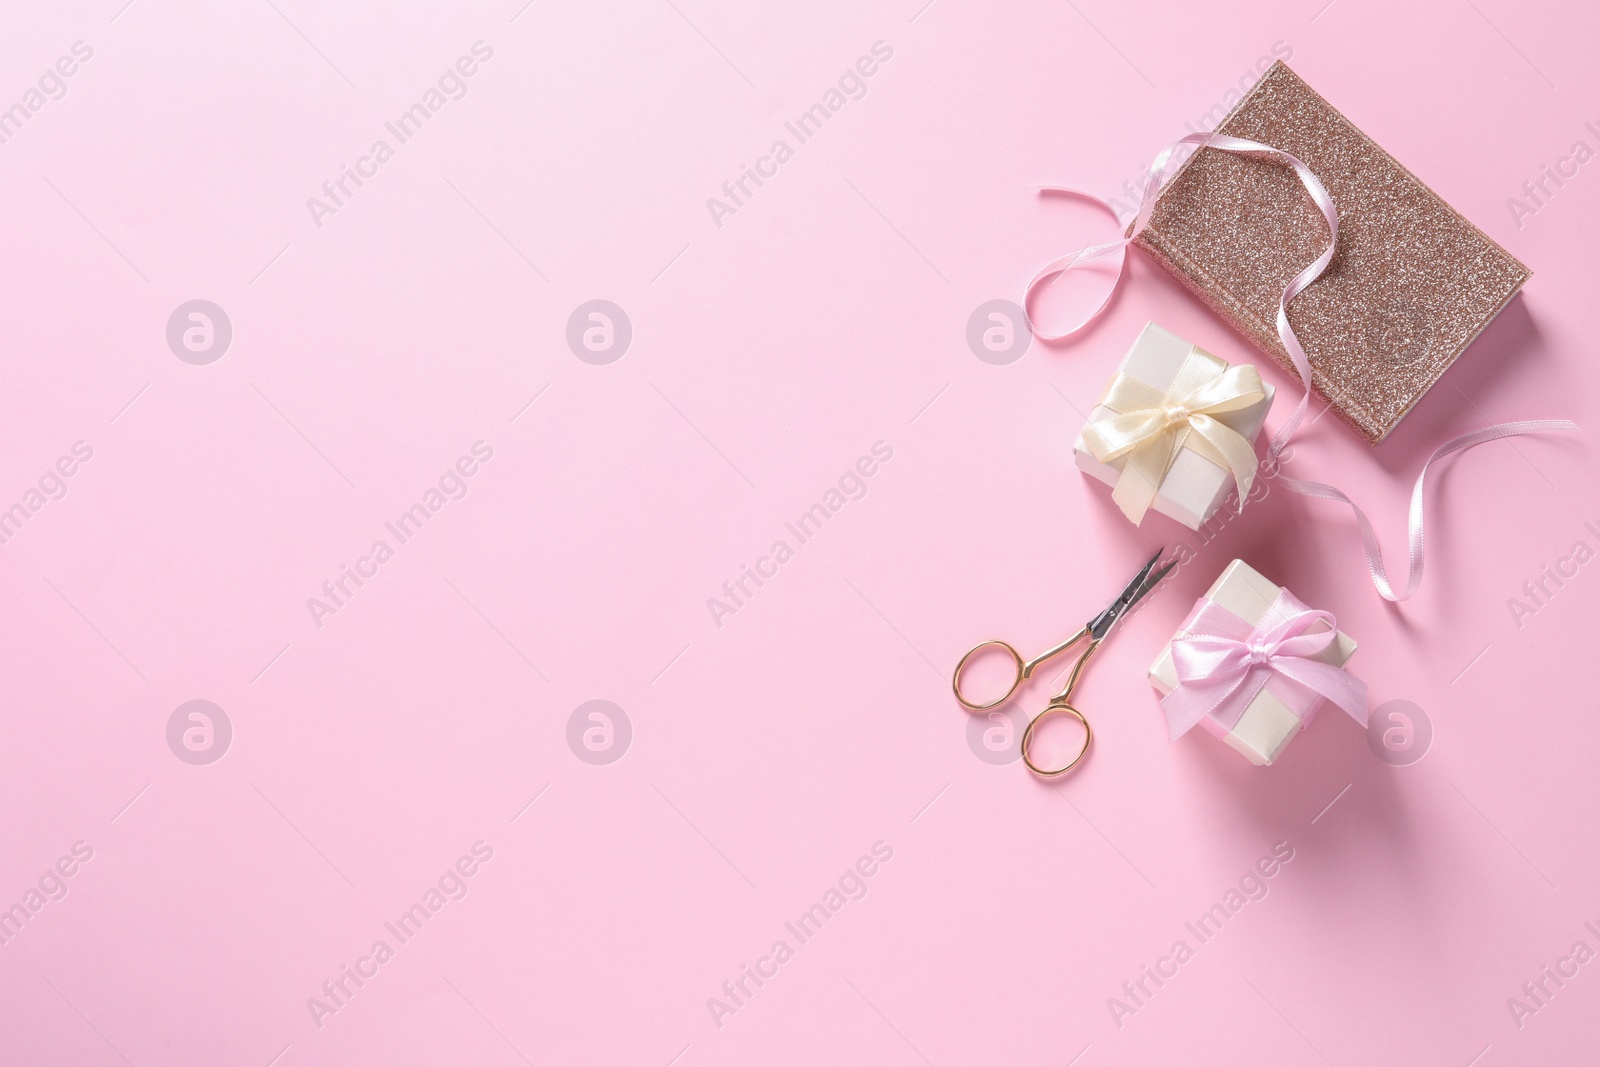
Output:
top-left (1080, 347), bottom-right (1266, 524)
top-left (1161, 588), bottom-right (1368, 742)
top-left (1026, 132), bottom-right (1578, 601)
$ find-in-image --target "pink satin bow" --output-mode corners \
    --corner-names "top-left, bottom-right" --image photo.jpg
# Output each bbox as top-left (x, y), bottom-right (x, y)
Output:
top-left (1027, 132), bottom-right (1578, 602)
top-left (1161, 590), bottom-right (1368, 742)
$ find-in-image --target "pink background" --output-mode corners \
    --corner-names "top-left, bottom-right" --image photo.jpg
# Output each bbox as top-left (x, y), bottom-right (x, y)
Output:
top-left (2, 0), bottom-right (1597, 1063)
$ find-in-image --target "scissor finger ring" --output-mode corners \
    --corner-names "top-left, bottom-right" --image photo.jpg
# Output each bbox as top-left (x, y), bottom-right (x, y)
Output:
top-left (952, 640), bottom-right (1028, 710)
top-left (1021, 703), bottom-right (1093, 778)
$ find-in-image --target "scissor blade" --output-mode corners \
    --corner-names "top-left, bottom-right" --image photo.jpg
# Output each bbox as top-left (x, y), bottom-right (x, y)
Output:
top-left (1126, 553), bottom-right (1176, 609)
top-left (1118, 548), bottom-right (1167, 603)
top-left (1088, 548), bottom-right (1174, 639)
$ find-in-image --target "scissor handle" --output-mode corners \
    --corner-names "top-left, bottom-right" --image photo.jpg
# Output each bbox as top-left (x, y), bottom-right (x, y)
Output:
top-left (952, 640), bottom-right (1025, 711)
top-left (1021, 702), bottom-right (1093, 778)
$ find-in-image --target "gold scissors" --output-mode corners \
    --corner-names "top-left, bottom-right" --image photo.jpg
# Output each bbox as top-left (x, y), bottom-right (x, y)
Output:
top-left (952, 548), bottom-right (1173, 778)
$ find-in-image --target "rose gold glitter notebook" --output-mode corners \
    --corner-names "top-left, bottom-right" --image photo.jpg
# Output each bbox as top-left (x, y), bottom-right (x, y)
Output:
top-left (1135, 62), bottom-right (1530, 444)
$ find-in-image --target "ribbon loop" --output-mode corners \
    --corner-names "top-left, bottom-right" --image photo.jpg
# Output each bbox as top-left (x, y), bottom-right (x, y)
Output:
top-left (1030, 134), bottom-right (1577, 600)
top-left (1161, 590), bottom-right (1367, 743)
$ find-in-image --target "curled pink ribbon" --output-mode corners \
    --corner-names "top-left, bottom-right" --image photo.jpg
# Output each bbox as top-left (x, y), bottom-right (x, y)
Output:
top-left (1028, 132), bottom-right (1578, 601)
top-left (1161, 589), bottom-right (1368, 742)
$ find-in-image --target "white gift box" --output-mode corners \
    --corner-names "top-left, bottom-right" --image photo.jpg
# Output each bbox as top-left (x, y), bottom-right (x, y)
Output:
top-left (1074, 323), bottom-right (1274, 530)
top-left (1149, 560), bottom-right (1358, 766)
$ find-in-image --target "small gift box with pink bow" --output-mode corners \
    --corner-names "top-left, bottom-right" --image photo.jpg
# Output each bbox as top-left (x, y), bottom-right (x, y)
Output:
top-left (1148, 560), bottom-right (1366, 765)
top-left (1075, 323), bottom-right (1274, 530)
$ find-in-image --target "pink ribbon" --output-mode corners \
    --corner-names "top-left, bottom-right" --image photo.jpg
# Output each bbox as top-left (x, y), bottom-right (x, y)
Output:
top-left (1027, 132), bottom-right (1578, 601)
top-left (1161, 589), bottom-right (1368, 742)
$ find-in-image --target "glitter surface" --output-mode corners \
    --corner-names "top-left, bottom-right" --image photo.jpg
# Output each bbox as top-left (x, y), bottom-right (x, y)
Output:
top-left (1135, 62), bottom-right (1530, 444)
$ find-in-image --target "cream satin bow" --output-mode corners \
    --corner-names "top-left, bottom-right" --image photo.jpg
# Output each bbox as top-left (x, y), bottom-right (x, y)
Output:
top-left (1079, 347), bottom-right (1266, 524)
